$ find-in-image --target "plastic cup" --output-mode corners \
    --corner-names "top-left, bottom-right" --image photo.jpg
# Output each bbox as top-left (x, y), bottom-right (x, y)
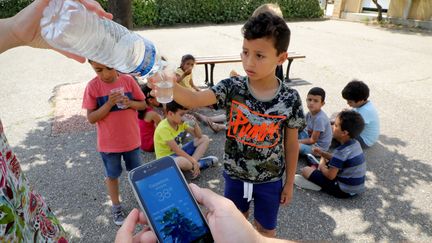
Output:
top-left (153, 64), bottom-right (175, 103)
top-left (110, 87), bottom-right (127, 109)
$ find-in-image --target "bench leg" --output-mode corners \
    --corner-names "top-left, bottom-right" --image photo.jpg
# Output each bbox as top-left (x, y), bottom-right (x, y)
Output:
top-left (210, 64), bottom-right (215, 87)
top-left (285, 59), bottom-right (293, 83)
top-left (204, 64), bottom-right (209, 86)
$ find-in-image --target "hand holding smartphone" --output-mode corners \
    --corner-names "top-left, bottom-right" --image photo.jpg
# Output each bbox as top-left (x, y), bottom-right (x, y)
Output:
top-left (128, 156), bottom-right (213, 243)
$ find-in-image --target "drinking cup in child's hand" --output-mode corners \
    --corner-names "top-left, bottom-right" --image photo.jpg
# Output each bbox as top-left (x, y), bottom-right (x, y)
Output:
top-left (182, 114), bottom-right (197, 127)
top-left (110, 87), bottom-right (127, 109)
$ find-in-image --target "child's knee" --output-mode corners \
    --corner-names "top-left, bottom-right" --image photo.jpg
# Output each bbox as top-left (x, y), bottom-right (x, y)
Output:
top-left (196, 134), bottom-right (210, 145)
top-left (301, 166), bottom-right (315, 178)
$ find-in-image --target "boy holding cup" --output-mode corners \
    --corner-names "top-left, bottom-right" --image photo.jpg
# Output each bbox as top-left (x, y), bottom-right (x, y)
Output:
top-left (82, 60), bottom-right (147, 226)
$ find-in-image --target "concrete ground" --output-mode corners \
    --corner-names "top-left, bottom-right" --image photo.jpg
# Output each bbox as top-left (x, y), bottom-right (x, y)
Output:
top-left (1, 19), bottom-right (431, 242)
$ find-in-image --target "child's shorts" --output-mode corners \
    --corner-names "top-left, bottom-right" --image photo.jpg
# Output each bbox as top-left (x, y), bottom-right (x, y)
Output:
top-left (309, 170), bottom-right (356, 198)
top-left (170, 141), bottom-right (196, 157)
top-left (223, 172), bottom-right (282, 230)
top-left (100, 147), bottom-right (142, 179)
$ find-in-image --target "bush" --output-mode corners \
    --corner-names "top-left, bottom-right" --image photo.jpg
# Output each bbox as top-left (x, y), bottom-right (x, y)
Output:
top-left (1, 0), bottom-right (323, 27)
top-left (0, 0), bottom-right (33, 18)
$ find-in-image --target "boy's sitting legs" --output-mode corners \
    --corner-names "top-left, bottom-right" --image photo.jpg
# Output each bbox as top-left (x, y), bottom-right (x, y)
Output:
top-left (299, 166), bottom-right (354, 198)
top-left (172, 136), bottom-right (217, 175)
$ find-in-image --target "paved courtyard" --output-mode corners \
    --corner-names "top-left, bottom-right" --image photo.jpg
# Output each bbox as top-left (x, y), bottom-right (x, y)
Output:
top-left (0, 19), bottom-right (431, 242)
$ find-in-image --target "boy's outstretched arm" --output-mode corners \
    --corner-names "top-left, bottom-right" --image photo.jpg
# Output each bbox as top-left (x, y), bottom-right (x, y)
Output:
top-left (173, 82), bottom-right (217, 109)
top-left (281, 127), bottom-right (299, 205)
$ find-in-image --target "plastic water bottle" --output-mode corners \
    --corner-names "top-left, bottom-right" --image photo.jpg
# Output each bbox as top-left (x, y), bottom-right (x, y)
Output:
top-left (40, 0), bottom-right (161, 77)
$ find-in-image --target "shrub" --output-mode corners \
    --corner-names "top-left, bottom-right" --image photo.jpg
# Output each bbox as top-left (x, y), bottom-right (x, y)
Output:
top-left (1, 0), bottom-right (323, 27)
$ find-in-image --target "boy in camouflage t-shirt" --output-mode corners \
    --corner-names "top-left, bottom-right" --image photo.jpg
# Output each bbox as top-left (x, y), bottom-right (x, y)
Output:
top-left (168, 13), bottom-right (305, 237)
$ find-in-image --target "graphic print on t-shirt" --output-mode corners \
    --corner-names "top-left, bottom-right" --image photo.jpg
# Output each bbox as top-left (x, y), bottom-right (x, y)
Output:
top-left (227, 100), bottom-right (286, 149)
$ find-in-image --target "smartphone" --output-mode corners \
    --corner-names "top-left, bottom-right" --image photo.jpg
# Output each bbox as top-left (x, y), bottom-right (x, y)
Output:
top-left (306, 153), bottom-right (320, 165)
top-left (128, 156), bottom-right (213, 243)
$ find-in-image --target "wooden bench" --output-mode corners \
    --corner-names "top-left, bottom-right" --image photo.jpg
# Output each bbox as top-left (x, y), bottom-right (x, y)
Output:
top-left (195, 52), bottom-right (305, 86)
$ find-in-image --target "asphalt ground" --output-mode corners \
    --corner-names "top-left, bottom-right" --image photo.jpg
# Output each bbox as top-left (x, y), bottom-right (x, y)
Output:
top-left (1, 19), bottom-right (432, 242)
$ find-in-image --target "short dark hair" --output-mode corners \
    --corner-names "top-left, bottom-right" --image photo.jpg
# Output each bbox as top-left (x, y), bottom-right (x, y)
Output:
top-left (242, 12), bottom-right (290, 55)
top-left (140, 84), bottom-right (153, 100)
top-left (181, 54), bottom-right (195, 66)
top-left (342, 80), bottom-right (370, 102)
top-left (308, 87), bottom-right (326, 102)
top-left (165, 100), bottom-right (186, 113)
top-left (338, 110), bottom-right (365, 139)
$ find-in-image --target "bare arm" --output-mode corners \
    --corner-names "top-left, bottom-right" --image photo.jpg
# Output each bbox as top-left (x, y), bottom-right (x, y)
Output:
top-left (149, 111), bottom-right (162, 126)
top-left (173, 82), bottom-right (217, 108)
top-left (312, 147), bottom-right (333, 160)
top-left (299, 130), bottom-right (320, 144)
top-left (185, 123), bottom-right (202, 139)
top-left (280, 127), bottom-right (299, 205)
top-left (123, 99), bottom-right (147, 111)
top-left (86, 92), bottom-right (123, 124)
top-left (318, 162), bottom-right (338, 180)
top-left (1, 0), bottom-right (112, 60)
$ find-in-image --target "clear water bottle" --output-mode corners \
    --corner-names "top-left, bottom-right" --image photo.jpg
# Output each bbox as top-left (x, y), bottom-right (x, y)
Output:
top-left (40, 0), bottom-right (161, 77)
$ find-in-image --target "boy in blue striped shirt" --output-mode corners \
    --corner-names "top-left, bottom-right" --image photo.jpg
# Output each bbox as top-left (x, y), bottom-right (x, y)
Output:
top-left (295, 110), bottom-right (366, 198)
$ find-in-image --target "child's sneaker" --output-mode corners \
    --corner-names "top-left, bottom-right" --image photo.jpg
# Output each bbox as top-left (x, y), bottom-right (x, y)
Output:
top-left (199, 156), bottom-right (218, 169)
top-left (112, 205), bottom-right (125, 226)
top-left (294, 174), bottom-right (322, 191)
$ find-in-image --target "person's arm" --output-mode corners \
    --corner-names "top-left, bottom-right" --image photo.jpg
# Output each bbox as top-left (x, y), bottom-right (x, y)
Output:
top-left (0, 0), bottom-right (112, 61)
top-left (86, 92), bottom-right (123, 124)
top-left (312, 147), bottom-right (333, 160)
top-left (122, 99), bottom-right (147, 111)
top-left (280, 127), bottom-right (299, 205)
top-left (166, 140), bottom-right (200, 177)
top-left (186, 123), bottom-right (202, 139)
top-left (149, 111), bottom-right (162, 126)
top-left (318, 163), bottom-right (338, 180)
top-left (173, 82), bottom-right (217, 108)
top-left (299, 130), bottom-right (320, 144)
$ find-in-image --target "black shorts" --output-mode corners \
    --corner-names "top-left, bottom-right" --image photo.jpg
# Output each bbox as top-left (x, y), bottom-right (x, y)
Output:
top-left (309, 170), bottom-right (355, 199)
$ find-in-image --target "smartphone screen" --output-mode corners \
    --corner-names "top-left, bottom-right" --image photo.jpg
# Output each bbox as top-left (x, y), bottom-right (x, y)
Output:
top-left (129, 157), bottom-right (213, 243)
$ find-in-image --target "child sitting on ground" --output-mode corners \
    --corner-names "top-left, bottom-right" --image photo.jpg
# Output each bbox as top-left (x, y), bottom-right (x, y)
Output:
top-left (82, 60), bottom-right (147, 225)
top-left (298, 87), bottom-right (332, 156)
top-left (342, 80), bottom-right (380, 148)
top-left (295, 110), bottom-right (366, 198)
top-left (153, 101), bottom-right (218, 178)
top-left (176, 54), bottom-right (201, 92)
top-left (138, 84), bottom-right (162, 152)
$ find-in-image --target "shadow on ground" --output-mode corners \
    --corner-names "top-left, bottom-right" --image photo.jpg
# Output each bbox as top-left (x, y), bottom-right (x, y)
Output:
top-left (286, 134), bottom-right (432, 241)
top-left (10, 114), bottom-right (432, 241)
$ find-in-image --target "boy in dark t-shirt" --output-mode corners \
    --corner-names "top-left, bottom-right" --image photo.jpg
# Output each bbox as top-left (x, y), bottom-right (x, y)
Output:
top-left (163, 13), bottom-right (306, 237)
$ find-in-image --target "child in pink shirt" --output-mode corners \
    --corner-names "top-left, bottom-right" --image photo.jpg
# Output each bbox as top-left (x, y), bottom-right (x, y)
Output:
top-left (138, 84), bottom-right (162, 152)
top-left (82, 60), bottom-right (146, 226)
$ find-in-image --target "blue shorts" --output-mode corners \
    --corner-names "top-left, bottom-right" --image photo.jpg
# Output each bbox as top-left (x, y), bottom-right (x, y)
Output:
top-left (309, 170), bottom-right (355, 198)
top-left (223, 172), bottom-right (282, 230)
top-left (100, 147), bottom-right (142, 179)
top-left (170, 141), bottom-right (196, 157)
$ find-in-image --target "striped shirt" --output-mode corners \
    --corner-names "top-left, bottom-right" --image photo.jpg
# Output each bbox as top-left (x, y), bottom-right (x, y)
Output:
top-left (329, 139), bottom-right (366, 194)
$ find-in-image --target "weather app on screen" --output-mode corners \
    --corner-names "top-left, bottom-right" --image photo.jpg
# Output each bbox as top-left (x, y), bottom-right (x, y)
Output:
top-left (136, 166), bottom-right (209, 242)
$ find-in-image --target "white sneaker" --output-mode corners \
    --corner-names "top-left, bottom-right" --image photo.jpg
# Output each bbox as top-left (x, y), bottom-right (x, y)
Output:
top-left (294, 174), bottom-right (322, 191)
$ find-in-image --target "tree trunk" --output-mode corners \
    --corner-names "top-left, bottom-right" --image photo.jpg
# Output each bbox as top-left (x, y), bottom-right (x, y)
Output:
top-left (371, 0), bottom-right (383, 22)
top-left (108, 0), bottom-right (132, 29)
